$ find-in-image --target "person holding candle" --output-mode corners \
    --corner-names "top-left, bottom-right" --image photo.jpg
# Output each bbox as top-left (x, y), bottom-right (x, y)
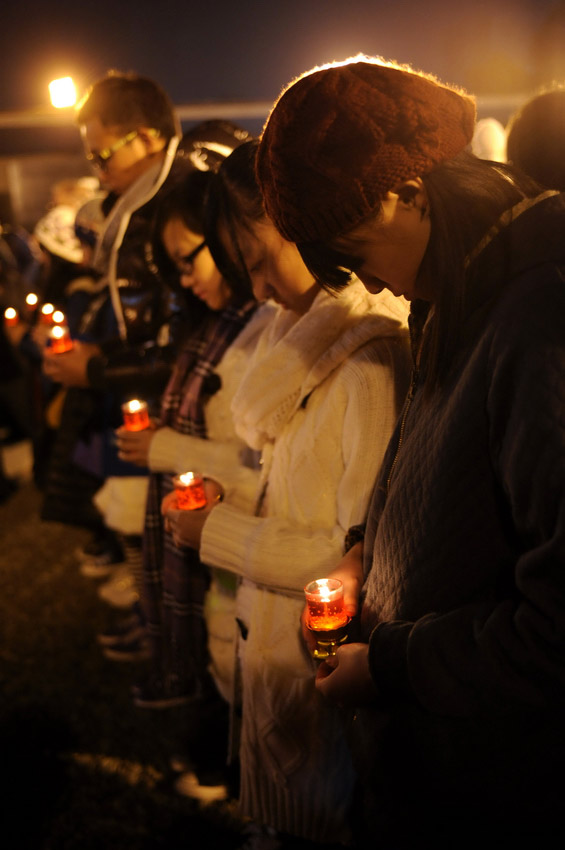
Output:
top-left (162, 139), bottom-right (411, 847)
top-left (254, 56), bottom-right (565, 847)
top-left (114, 167), bottom-right (274, 799)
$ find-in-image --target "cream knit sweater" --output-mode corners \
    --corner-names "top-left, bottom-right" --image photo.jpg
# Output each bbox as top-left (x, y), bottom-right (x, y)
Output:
top-left (200, 280), bottom-right (411, 842)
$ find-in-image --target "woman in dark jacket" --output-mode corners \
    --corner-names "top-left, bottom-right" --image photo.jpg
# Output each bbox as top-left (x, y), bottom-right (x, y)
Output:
top-left (254, 57), bottom-right (565, 848)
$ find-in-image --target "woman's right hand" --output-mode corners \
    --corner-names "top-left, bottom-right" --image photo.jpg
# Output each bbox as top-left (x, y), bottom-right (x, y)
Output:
top-left (300, 540), bottom-right (364, 654)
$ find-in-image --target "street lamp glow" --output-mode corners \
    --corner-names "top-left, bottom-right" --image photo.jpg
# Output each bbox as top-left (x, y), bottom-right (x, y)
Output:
top-left (49, 77), bottom-right (77, 108)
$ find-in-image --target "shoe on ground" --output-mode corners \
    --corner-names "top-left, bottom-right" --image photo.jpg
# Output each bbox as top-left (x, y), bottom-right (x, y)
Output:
top-left (97, 565), bottom-right (139, 609)
top-left (102, 636), bottom-right (151, 662)
top-left (131, 678), bottom-right (196, 709)
top-left (174, 770), bottom-right (228, 804)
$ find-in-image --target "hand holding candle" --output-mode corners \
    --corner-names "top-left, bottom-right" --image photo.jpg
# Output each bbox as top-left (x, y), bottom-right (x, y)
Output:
top-left (162, 477), bottom-right (223, 549)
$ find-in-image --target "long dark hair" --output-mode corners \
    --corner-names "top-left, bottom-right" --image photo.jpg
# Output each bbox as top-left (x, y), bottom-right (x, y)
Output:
top-left (294, 151), bottom-right (542, 391)
top-left (203, 140), bottom-right (265, 292)
top-left (151, 170), bottom-right (255, 333)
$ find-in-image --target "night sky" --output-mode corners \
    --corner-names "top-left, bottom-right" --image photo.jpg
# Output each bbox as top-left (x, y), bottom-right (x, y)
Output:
top-left (2, 0), bottom-right (562, 117)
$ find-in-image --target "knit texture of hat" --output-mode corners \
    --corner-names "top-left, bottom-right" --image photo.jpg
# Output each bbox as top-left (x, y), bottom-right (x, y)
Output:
top-left (257, 57), bottom-right (476, 243)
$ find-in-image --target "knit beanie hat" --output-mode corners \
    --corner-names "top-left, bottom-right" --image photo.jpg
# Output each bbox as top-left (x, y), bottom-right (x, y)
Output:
top-left (257, 57), bottom-right (476, 244)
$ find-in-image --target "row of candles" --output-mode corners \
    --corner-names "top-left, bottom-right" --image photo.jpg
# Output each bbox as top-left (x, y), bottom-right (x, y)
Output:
top-left (122, 398), bottom-right (348, 655)
top-left (4, 299), bottom-right (74, 353)
top-left (6, 297), bottom-right (343, 655)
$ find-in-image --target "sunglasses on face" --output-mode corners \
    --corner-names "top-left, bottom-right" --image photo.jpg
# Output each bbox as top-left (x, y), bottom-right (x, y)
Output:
top-left (85, 128), bottom-right (160, 172)
top-left (176, 241), bottom-right (207, 274)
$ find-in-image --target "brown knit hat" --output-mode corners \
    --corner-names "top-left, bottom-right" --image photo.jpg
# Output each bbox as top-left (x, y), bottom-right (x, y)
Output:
top-left (257, 57), bottom-right (476, 243)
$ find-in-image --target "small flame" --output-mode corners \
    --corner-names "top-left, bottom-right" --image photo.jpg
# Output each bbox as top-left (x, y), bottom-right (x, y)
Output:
top-left (125, 399), bottom-right (143, 413)
top-left (52, 310), bottom-right (65, 324)
top-left (26, 293), bottom-right (38, 307)
top-left (41, 303), bottom-right (54, 316)
top-left (316, 579), bottom-right (331, 603)
top-left (179, 472), bottom-right (196, 486)
top-left (51, 325), bottom-right (65, 339)
top-left (4, 307), bottom-right (17, 320)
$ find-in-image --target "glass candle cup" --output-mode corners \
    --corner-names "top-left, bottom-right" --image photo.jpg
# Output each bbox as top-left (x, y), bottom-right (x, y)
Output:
top-left (4, 307), bottom-right (19, 327)
top-left (121, 399), bottom-right (150, 432)
top-left (173, 472), bottom-right (207, 510)
top-left (304, 578), bottom-right (350, 659)
top-left (25, 293), bottom-right (39, 312)
top-left (40, 303), bottom-right (55, 325)
top-left (49, 323), bottom-right (74, 354)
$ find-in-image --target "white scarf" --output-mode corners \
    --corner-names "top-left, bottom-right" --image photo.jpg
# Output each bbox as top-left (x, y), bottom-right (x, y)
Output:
top-left (232, 279), bottom-right (408, 450)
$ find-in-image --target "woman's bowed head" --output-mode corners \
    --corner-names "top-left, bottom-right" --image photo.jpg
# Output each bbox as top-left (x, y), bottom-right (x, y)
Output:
top-left (256, 56), bottom-right (477, 305)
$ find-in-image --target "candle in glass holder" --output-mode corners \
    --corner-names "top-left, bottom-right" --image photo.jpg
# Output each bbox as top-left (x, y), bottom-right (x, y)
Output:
top-left (304, 578), bottom-right (350, 658)
top-left (173, 472), bottom-right (207, 510)
top-left (4, 307), bottom-right (19, 327)
top-left (49, 323), bottom-right (74, 354)
top-left (40, 303), bottom-right (55, 325)
top-left (121, 399), bottom-right (150, 431)
top-left (25, 293), bottom-right (39, 312)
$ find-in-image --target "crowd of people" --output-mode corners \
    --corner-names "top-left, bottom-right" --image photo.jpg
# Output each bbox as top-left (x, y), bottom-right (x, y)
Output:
top-left (2, 59), bottom-right (565, 849)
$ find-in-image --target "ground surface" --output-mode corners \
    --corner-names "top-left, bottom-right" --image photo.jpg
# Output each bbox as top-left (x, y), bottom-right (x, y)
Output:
top-left (0, 469), bottom-right (245, 849)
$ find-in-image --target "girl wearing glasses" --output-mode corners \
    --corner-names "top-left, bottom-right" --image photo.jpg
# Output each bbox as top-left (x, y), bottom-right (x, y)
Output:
top-left (162, 140), bottom-right (411, 847)
top-left (115, 167), bottom-right (274, 797)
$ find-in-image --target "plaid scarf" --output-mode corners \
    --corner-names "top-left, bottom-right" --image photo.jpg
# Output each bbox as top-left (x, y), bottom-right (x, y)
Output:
top-left (141, 300), bottom-right (257, 695)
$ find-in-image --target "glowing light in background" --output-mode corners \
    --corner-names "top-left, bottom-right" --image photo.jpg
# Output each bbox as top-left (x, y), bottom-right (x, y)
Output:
top-left (48, 77), bottom-right (77, 108)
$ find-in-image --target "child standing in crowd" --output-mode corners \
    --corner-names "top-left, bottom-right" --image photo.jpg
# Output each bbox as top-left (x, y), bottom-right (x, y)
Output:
top-left (163, 140), bottom-right (411, 848)
top-left (255, 56), bottom-right (565, 848)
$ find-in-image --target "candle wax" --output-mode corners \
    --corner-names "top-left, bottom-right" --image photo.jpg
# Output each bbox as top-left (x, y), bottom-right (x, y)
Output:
top-left (40, 304), bottom-right (55, 324)
top-left (4, 308), bottom-right (19, 327)
top-left (122, 400), bottom-right (150, 432)
top-left (304, 579), bottom-right (349, 631)
top-left (174, 473), bottom-right (207, 510)
top-left (49, 325), bottom-right (74, 353)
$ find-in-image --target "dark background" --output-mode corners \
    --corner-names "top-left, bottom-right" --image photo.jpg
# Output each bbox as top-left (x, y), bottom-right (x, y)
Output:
top-left (1, 0), bottom-right (565, 227)
top-left (2, 0), bottom-right (565, 135)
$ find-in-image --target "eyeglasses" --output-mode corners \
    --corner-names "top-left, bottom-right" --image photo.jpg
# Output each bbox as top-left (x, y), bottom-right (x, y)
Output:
top-left (176, 241), bottom-right (207, 274)
top-left (85, 128), bottom-right (159, 171)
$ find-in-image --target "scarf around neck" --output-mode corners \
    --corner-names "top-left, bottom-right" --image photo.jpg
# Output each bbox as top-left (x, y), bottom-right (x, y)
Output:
top-left (232, 279), bottom-right (409, 450)
top-left (160, 299), bottom-right (257, 438)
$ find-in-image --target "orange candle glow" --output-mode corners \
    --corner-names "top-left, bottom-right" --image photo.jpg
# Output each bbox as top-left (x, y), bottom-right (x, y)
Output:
top-left (173, 472), bottom-right (207, 510)
top-left (304, 578), bottom-right (350, 659)
top-left (4, 307), bottom-right (19, 327)
top-left (121, 399), bottom-right (150, 431)
top-left (25, 293), bottom-right (39, 311)
top-left (304, 579), bottom-right (349, 631)
top-left (49, 323), bottom-right (74, 354)
top-left (40, 303), bottom-right (55, 324)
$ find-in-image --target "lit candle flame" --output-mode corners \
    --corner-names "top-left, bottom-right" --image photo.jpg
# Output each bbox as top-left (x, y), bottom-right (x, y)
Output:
top-left (41, 303), bottom-right (54, 317)
top-left (179, 472), bottom-right (196, 486)
top-left (26, 293), bottom-right (38, 307)
top-left (125, 399), bottom-right (143, 413)
top-left (52, 310), bottom-right (65, 324)
top-left (4, 307), bottom-right (17, 321)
